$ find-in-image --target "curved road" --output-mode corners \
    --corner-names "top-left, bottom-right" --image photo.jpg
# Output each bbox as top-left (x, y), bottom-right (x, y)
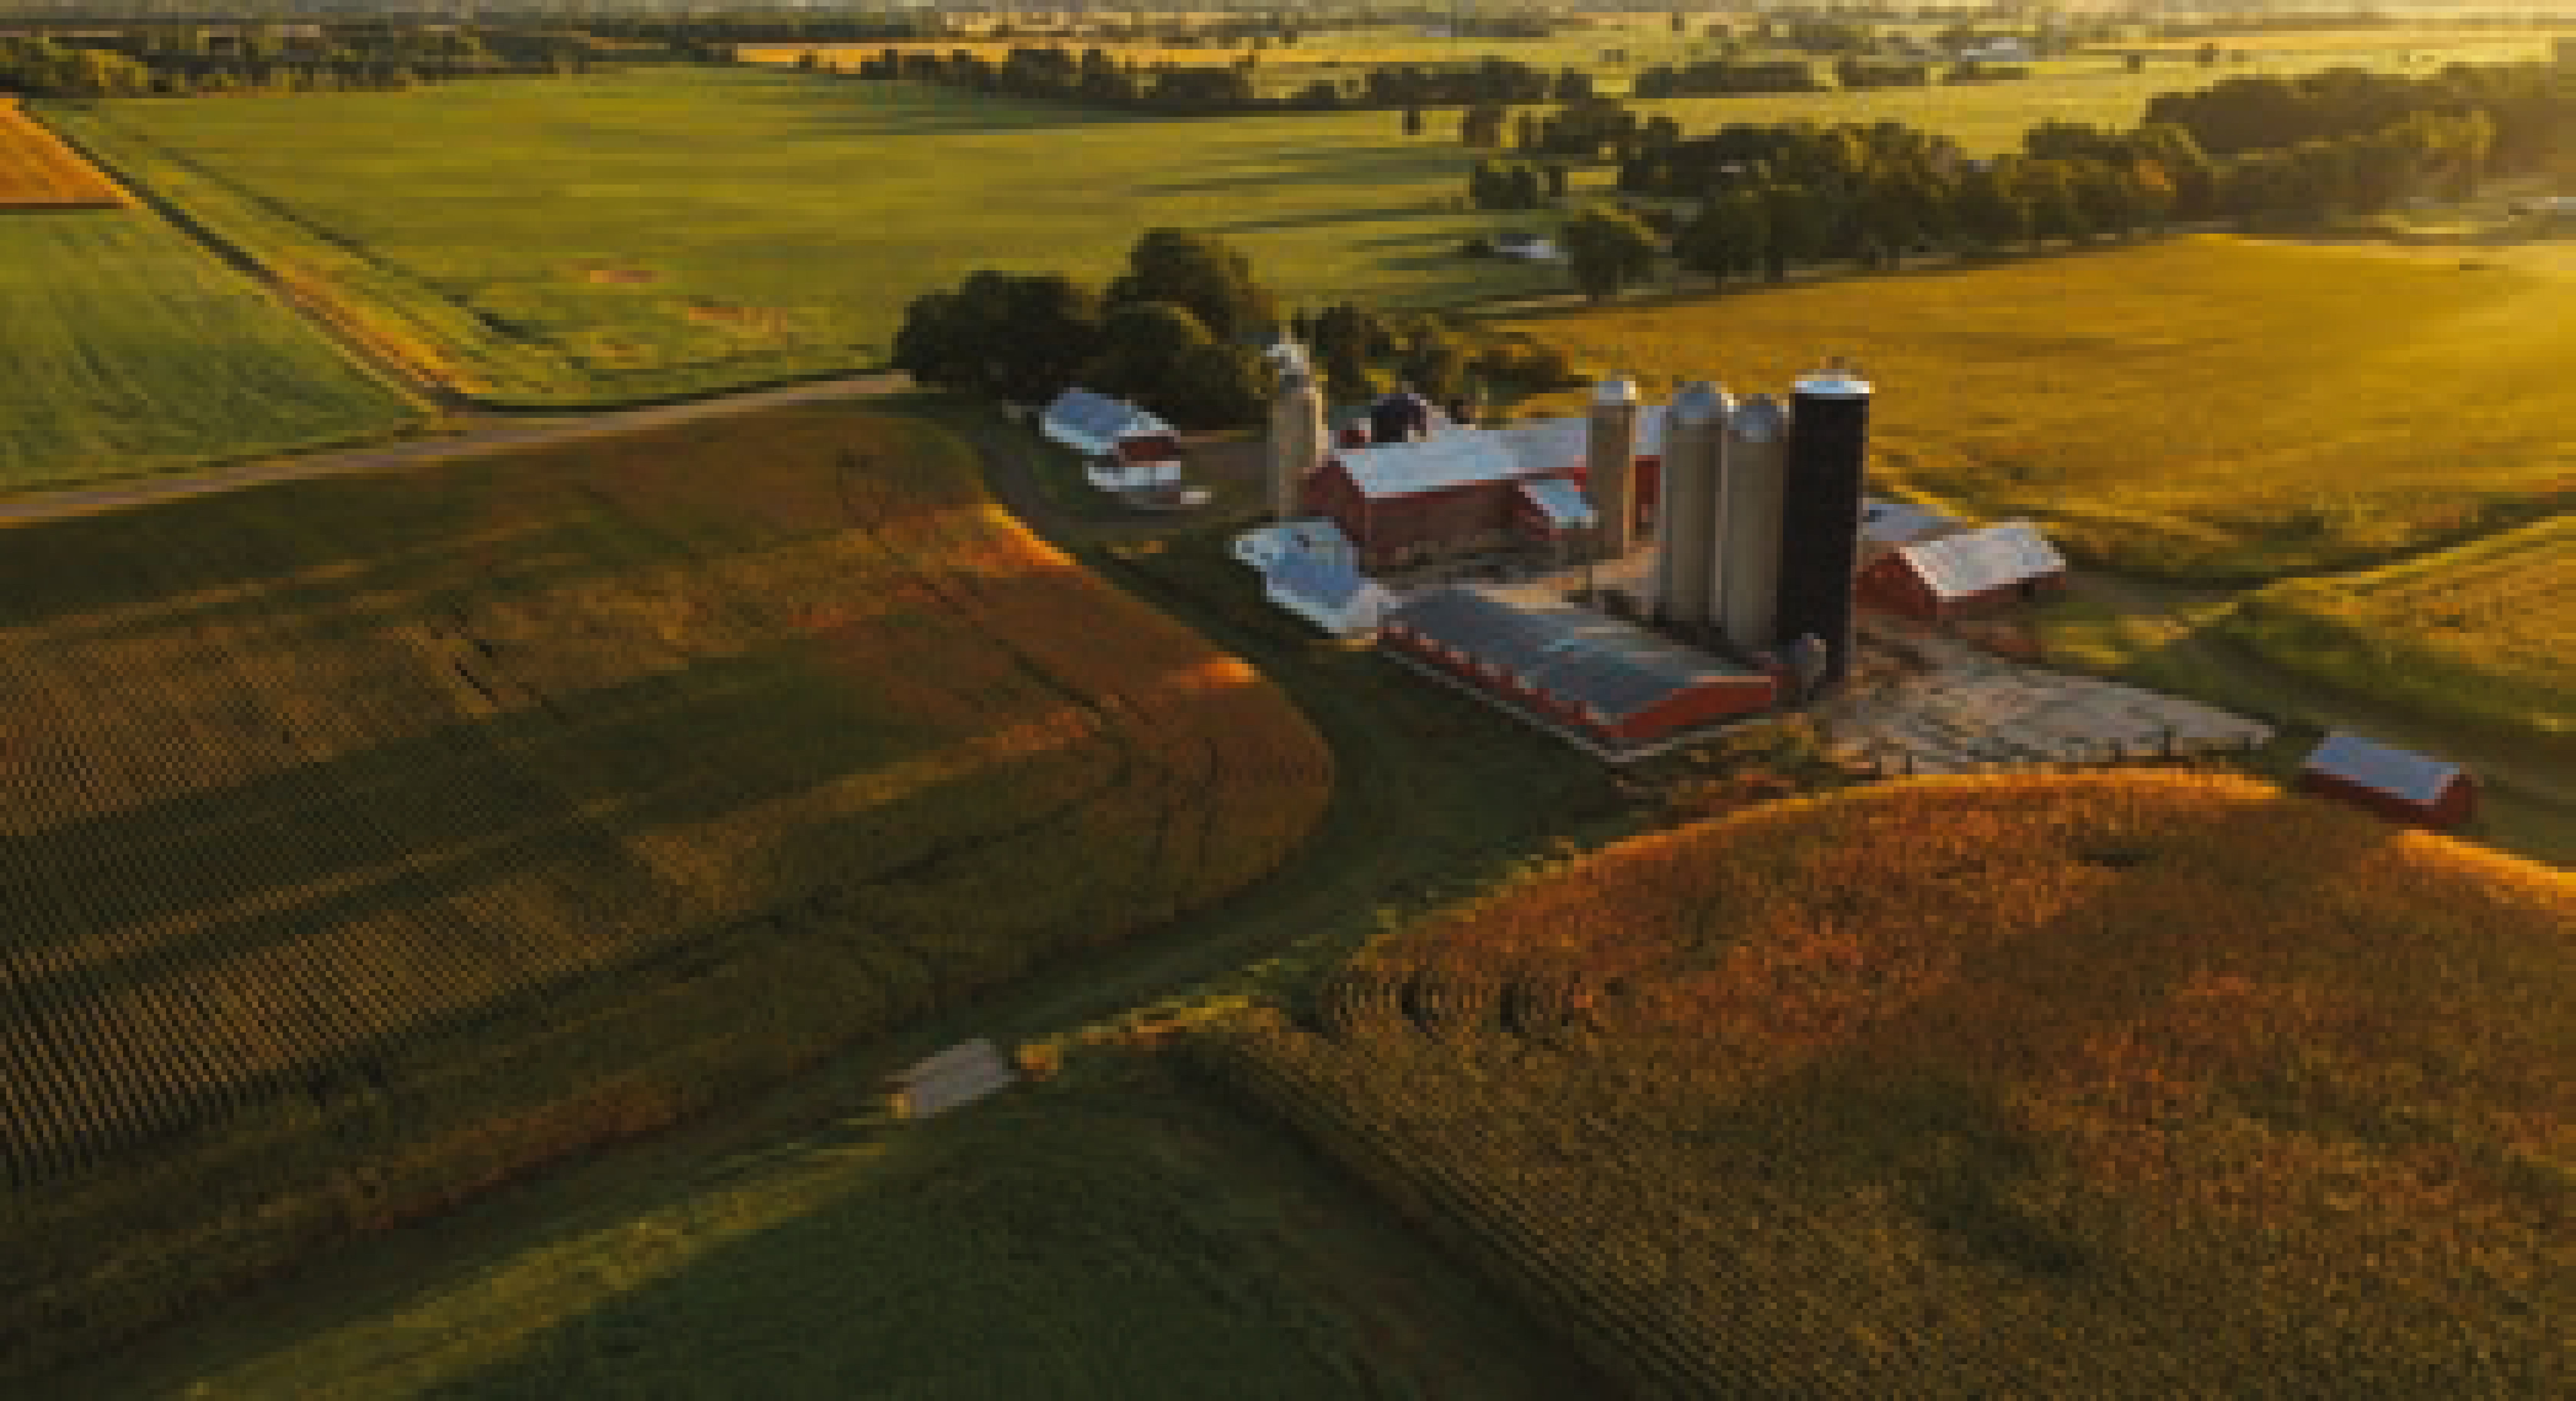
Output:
top-left (0, 372), bottom-right (914, 524)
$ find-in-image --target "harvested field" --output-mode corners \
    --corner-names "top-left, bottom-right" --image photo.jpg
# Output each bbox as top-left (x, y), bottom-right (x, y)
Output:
top-left (0, 99), bottom-right (125, 210)
top-left (0, 404), bottom-right (1331, 1380)
top-left (1195, 770), bottom-right (2573, 1398)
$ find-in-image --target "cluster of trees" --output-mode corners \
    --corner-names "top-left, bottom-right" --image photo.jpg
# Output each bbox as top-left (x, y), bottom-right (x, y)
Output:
top-left (0, 30), bottom-right (590, 97)
top-left (893, 230), bottom-right (1277, 427)
top-left (2143, 63), bottom-right (2575, 167)
top-left (1291, 301), bottom-right (1578, 406)
top-left (851, 44), bottom-right (1259, 110)
top-left (1468, 158), bottom-right (1560, 210)
top-left (1630, 59), bottom-right (1825, 98)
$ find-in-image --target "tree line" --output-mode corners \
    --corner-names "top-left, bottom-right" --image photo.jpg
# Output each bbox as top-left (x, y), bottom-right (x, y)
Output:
top-left (892, 228), bottom-right (1579, 429)
top-left (0, 30), bottom-right (597, 97)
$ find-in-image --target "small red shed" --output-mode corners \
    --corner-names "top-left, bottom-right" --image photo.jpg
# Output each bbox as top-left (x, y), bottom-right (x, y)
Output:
top-left (1856, 521), bottom-right (2068, 623)
top-left (2296, 733), bottom-right (2478, 829)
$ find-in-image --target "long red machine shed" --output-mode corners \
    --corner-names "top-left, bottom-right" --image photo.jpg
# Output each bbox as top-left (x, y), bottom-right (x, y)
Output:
top-left (1382, 584), bottom-right (1775, 747)
top-left (1856, 521), bottom-right (2068, 623)
top-left (2296, 732), bottom-right (2478, 829)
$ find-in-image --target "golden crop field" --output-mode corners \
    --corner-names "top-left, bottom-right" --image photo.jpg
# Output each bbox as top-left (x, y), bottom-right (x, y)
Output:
top-left (2226, 513), bottom-right (2576, 745)
top-left (1505, 236), bottom-right (2576, 582)
top-left (1194, 770), bottom-right (2572, 1397)
top-left (0, 99), bottom-right (127, 210)
top-left (0, 404), bottom-right (1330, 1376)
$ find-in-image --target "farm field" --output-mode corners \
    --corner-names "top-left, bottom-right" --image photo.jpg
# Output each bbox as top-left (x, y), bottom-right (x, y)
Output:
top-left (41, 53), bottom-right (2480, 410)
top-left (2224, 513), bottom-right (2576, 747)
top-left (0, 97), bottom-right (125, 208)
top-left (0, 211), bottom-right (420, 492)
top-left (1194, 770), bottom-right (2575, 1397)
top-left (0, 403), bottom-right (1330, 1380)
top-left (1499, 235), bottom-right (2576, 583)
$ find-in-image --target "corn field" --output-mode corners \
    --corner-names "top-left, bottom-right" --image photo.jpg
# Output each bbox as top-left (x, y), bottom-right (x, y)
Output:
top-left (1192, 771), bottom-right (2572, 1396)
top-left (0, 405), bottom-right (1330, 1378)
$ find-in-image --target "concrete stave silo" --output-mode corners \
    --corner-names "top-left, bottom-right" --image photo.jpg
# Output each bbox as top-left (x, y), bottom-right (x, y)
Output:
top-left (1716, 393), bottom-right (1790, 654)
top-left (1268, 341), bottom-right (1325, 521)
top-left (1585, 377), bottom-right (1639, 559)
top-left (1652, 381), bottom-right (1729, 627)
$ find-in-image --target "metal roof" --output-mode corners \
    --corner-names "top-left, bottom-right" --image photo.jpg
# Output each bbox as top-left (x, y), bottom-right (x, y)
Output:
top-left (1388, 585), bottom-right (1760, 723)
top-left (1233, 519), bottom-right (1355, 568)
top-left (1042, 388), bottom-right (1170, 456)
top-left (2303, 733), bottom-right (2464, 805)
top-left (1896, 522), bottom-right (2065, 599)
top-left (1862, 498), bottom-right (1965, 545)
top-left (1268, 552), bottom-right (1375, 614)
top-left (1518, 477), bottom-right (1597, 529)
top-left (1330, 410), bottom-right (1671, 500)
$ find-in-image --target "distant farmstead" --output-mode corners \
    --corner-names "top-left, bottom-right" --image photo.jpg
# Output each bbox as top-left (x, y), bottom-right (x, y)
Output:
top-left (2297, 732), bottom-right (2477, 829)
top-left (1856, 521), bottom-right (2066, 623)
top-left (1382, 584), bottom-right (1777, 747)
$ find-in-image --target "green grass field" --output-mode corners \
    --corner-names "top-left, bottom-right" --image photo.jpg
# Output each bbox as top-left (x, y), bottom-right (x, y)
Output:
top-left (1500, 236), bottom-right (2576, 583)
top-left (0, 212), bottom-right (419, 492)
top-left (48, 49), bottom-right (2538, 411)
top-left (2225, 513), bottom-right (2576, 745)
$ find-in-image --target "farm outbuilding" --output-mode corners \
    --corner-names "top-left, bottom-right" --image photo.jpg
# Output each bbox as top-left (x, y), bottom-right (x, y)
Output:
top-left (1858, 498), bottom-right (1967, 565)
top-left (1381, 584), bottom-right (1776, 747)
top-left (1300, 408), bottom-right (1669, 568)
top-left (1261, 551), bottom-right (1394, 636)
top-left (1041, 388), bottom-right (1182, 491)
top-left (2296, 732), bottom-right (2477, 829)
top-left (1856, 521), bottom-right (2067, 623)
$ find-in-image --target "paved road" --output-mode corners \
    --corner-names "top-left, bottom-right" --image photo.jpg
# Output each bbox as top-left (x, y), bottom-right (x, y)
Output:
top-left (0, 373), bottom-right (915, 525)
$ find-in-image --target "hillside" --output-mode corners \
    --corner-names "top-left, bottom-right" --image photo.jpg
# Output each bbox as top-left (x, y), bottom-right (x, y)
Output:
top-left (0, 403), bottom-right (1331, 1379)
top-left (1196, 770), bottom-right (2573, 1397)
top-left (1503, 236), bottom-right (2576, 582)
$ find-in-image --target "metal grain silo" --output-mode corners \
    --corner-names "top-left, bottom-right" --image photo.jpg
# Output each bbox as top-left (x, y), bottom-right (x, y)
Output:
top-left (1772, 360), bottom-right (1872, 686)
top-left (1585, 377), bottom-right (1639, 558)
top-left (1651, 381), bottom-right (1730, 627)
top-left (1716, 392), bottom-right (1790, 653)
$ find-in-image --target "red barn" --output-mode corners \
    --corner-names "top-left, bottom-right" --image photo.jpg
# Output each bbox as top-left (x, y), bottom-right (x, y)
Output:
top-left (1305, 412), bottom-right (1667, 568)
top-left (2296, 732), bottom-right (2478, 829)
top-left (1856, 521), bottom-right (2067, 623)
top-left (1380, 584), bottom-right (1776, 748)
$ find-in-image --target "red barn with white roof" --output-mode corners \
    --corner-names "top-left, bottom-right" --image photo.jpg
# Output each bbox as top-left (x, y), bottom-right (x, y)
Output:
top-left (1856, 521), bottom-right (2067, 623)
top-left (1302, 410), bottom-right (1669, 568)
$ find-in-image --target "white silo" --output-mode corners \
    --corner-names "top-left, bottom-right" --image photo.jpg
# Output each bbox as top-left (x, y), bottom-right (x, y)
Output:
top-left (1267, 340), bottom-right (1325, 522)
top-left (1584, 376), bottom-right (1639, 558)
top-left (1652, 381), bottom-right (1730, 627)
top-left (1717, 393), bottom-right (1790, 653)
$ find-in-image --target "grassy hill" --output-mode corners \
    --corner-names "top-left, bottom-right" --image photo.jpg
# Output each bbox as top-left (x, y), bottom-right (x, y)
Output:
top-left (1502, 236), bottom-right (2576, 583)
top-left (0, 211), bottom-right (419, 491)
top-left (0, 402), bottom-right (1330, 1380)
top-left (1194, 769), bottom-right (2573, 1397)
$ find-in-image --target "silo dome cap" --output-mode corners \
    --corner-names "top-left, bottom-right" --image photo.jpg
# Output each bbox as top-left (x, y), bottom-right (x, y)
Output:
top-left (1670, 380), bottom-right (1732, 425)
top-left (1793, 355), bottom-right (1872, 397)
top-left (1592, 376), bottom-right (1639, 405)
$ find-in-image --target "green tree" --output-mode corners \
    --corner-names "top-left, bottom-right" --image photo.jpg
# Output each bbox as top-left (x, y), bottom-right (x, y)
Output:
top-left (1560, 205), bottom-right (1661, 301)
top-left (1084, 300), bottom-right (1218, 403)
top-left (1400, 327), bottom-right (1472, 404)
top-left (1759, 183), bottom-right (1833, 279)
top-left (1676, 186), bottom-right (1770, 285)
top-left (1105, 228), bottom-right (1278, 344)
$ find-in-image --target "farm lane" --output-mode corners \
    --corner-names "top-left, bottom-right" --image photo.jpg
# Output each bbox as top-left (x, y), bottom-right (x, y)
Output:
top-left (0, 372), bottom-right (914, 525)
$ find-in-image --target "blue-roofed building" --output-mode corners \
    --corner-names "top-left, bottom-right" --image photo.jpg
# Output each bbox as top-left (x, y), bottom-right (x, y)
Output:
top-left (1301, 409), bottom-right (1673, 568)
top-left (1263, 551), bottom-right (1394, 636)
top-left (2297, 733), bottom-right (2477, 829)
top-left (1381, 585), bottom-right (1777, 747)
top-left (1041, 388), bottom-right (1184, 491)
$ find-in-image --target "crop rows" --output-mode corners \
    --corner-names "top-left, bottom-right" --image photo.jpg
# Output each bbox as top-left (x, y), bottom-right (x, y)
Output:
top-left (0, 406), bottom-right (1331, 1190)
top-left (0, 99), bottom-right (126, 209)
top-left (1193, 772), bottom-right (2572, 1396)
